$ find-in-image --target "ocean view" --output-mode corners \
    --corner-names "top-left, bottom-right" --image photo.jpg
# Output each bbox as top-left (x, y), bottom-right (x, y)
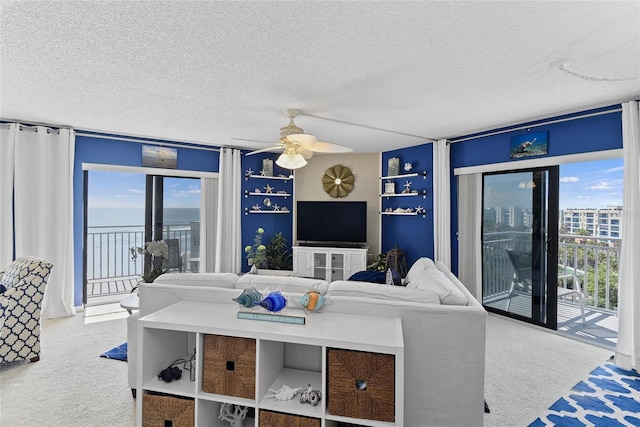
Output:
top-left (88, 207), bottom-right (200, 228)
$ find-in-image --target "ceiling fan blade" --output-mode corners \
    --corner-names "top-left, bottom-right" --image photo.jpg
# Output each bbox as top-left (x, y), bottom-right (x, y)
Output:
top-left (308, 141), bottom-right (353, 153)
top-left (298, 146), bottom-right (314, 159)
top-left (285, 133), bottom-right (317, 146)
top-left (245, 145), bottom-right (282, 156)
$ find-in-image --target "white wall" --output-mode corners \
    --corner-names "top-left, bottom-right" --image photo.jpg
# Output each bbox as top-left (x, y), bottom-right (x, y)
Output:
top-left (294, 152), bottom-right (380, 256)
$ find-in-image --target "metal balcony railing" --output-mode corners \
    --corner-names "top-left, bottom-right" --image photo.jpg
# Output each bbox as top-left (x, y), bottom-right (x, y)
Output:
top-left (86, 223), bottom-right (200, 299)
top-left (482, 232), bottom-right (620, 312)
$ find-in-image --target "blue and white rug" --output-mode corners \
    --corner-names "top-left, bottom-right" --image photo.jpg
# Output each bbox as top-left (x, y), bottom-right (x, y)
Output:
top-left (100, 342), bottom-right (127, 361)
top-left (529, 363), bottom-right (640, 427)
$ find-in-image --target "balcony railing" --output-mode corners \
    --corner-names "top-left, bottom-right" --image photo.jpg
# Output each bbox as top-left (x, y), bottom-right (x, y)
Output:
top-left (483, 232), bottom-right (620, 312)
top-left (86, 223), bottom-right (199, 299)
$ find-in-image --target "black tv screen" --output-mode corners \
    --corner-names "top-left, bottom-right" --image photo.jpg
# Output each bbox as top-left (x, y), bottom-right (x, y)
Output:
top-left (297, 201), bottom-right (367, 247)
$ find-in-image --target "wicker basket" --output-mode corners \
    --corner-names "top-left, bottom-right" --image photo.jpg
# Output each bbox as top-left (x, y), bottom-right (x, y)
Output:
top-left (259, 410), bottom-right (320, 427)
top-left (142, 392), bottom-right (194, 427)
top-left (327, 348), bottom-right (395, 422)
top-left (202, 334), bottom-right (256, 398)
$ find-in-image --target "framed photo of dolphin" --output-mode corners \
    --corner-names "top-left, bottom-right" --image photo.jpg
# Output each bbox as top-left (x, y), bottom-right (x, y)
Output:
top-left (510, 131), bottom-right (548, 159)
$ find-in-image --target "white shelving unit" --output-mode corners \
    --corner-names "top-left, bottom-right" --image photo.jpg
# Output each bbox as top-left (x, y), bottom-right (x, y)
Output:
top-left (244, 173), bottom-right (293, 214)
top-left (136, 300), bottom-right (404, 427)
top-left (379, 170), bottom-right (427, 218)
top-left (292, 246), bottom-right (368, 282)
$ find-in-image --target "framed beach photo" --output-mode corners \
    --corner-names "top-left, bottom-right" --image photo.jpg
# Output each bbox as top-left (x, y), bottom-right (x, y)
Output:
top-left (510, 132), bottom-right (548, 159)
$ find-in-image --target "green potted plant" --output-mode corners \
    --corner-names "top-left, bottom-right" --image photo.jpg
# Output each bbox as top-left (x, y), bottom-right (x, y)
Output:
top-left (266, 232), bottom-right (293, 270)
top-left (367, 253), bottom-right (386, 272)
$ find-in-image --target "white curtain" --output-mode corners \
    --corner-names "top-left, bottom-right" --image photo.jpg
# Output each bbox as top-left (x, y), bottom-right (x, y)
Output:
top-left (13, 125), bottom-right (76, 318)
top-left (199, 177), bottom-right (218, 273)
top-left (214, 148), bottom-right (242, 273)
top-left (615, 101), bottom-right (640, 372)
top-left (0, 124), bottom-right (17, 268)
top-left (457, 173), bottom-right (483, 298)
top-left (433, 139), bottom-right (451, 268)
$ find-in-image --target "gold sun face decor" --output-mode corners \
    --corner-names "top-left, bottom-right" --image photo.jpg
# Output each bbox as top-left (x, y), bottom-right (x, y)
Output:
top-left (322, 165), bottom-right (355, 198)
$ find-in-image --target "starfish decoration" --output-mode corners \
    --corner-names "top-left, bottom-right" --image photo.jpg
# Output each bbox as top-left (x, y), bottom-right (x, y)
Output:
top-left (251, 204), bottom-right (261, 211)
top-left (404, 180), bottom-right (412, 191)
top-left (273, 204), bottom-right (280, 211)
top-left (415, 205), bottom-right (425, 214)
top-left (263, 184), bottom-right (274, 194)
top-left (245, 168), bottom-right (254, 176)
top-left (260, 169), bottom-right (268, 176)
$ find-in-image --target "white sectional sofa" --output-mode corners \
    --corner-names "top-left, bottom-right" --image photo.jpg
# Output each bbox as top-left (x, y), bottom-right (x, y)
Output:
top-left (127, 258), bottom-right (486, 426)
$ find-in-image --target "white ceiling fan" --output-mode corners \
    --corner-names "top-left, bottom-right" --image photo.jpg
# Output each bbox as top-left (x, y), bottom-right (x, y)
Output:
top-left (237, 109), bottom-right (353, 169)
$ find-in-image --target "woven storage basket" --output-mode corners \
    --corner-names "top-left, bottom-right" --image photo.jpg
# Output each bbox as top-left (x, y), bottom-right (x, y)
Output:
top-left (259, 410), bottom-right (320, 427)
top-left (202, 334), bottom-right (256, 398)
top-left (327, 348), bottom-right (395, 422)
top-left (142, 392), bottom-right (194, 427)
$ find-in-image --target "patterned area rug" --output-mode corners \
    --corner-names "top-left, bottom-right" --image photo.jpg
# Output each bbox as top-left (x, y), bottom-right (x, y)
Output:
top-left (100, 342), bottom-right (127, 361)
top-left (529, 363), bottom-right (640, 426)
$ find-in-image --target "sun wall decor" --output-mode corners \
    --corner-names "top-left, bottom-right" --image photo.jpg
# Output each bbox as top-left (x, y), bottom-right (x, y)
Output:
top-left (322, 164), bottom-right (355, 198)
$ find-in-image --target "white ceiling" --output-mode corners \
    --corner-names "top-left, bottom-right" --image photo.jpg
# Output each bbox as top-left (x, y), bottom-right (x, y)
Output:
top-left (1, 1), bottom-right (639, 154)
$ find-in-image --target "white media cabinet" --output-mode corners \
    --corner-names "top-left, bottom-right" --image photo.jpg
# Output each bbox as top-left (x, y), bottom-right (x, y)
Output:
top-left (292, 246), bottom-right (368, 281)
top-left (136, 300), bottom-right (403, 427)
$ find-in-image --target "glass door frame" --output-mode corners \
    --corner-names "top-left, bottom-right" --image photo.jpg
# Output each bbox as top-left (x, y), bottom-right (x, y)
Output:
top-left (481, 165), bottom-right (560, 330)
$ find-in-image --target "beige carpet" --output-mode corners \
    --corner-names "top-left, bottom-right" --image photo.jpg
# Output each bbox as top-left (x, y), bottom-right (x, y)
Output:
top-left (0, 307), bottom-right (136, 427)
top-left (0, 307), bottom-right (613, 426)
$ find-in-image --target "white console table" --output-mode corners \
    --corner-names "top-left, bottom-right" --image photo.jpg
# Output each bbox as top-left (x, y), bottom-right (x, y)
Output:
top-left (293, 246), bottom-right (368, 281)
top-left (136, 300), bottom-right (403, 426)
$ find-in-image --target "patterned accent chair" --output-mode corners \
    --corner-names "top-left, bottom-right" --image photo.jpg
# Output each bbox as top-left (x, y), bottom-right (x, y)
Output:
top-left (0, 256), bottom-right (53, 364)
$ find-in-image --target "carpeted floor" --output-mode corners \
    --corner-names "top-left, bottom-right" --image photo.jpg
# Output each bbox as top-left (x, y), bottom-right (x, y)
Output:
top-left (0, 307), bottom-right (619, 426)
top-left (529, 363), bottom-right (640, 426)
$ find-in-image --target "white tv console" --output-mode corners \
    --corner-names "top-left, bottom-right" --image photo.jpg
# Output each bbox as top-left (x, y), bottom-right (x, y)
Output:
top-left (293, 246), bottom-right (368, 281)
top-left (136, 300), bottom-right (404, 426)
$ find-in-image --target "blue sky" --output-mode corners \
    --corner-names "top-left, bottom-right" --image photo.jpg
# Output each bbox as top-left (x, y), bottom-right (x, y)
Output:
top-left (559, 158), bottom-right (623, 210)
top-left (88, 171), bottom-right (201, 209)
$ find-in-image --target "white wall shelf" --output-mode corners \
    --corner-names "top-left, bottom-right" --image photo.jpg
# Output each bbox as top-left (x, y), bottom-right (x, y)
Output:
top-left (245, 174), bottom-right (292, 181)
top-left (245, 191), bottom-right (291, 198)
top-left (379, 171), bottom-right (426, 180)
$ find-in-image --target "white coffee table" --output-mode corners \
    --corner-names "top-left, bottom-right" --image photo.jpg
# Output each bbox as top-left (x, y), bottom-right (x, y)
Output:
top-left (119, 292), bottom-right (140, 314)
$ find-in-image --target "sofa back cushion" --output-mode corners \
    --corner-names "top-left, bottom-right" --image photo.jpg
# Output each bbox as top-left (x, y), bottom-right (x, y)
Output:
top-left (404, 258), bottom-right (468, 305)
top-left (328, 280), bottom-right (440, 304)
top-left (153, 273), bottom-right (238, 288)
top-left (236, 274), bottom-right (329, 294)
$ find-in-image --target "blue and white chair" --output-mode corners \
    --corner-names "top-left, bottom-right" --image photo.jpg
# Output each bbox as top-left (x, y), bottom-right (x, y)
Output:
top-left (0, 256), bottom-right (53, 364)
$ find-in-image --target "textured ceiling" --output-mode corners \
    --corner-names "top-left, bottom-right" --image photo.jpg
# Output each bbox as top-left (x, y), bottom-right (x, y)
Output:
top-left (1, 1), bottom-right (639, 153)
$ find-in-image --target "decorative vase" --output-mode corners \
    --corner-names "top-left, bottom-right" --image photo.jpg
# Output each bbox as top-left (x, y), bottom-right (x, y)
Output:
top-left (249, 264), bottom-right (258, 274)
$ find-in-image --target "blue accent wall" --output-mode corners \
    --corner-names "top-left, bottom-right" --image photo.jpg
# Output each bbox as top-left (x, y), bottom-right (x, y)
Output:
top-left (73, 135), bottom-right (219, 306)
top-left (381, 144), bottom-right (433, 268)
top-left (240, 154), bottom-right (294, 272)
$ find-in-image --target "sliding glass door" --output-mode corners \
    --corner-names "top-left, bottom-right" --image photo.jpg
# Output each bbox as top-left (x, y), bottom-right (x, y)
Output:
top-left (481, 167), bottom-right (559, 329)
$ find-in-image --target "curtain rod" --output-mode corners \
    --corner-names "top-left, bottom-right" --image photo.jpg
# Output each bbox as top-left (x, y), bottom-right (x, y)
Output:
top-left (0, 122), bottom-right (61, 134)
top-left (448, 107), bottom-right (622, 144)
top-left (74, 132), bottom-right (221, 153)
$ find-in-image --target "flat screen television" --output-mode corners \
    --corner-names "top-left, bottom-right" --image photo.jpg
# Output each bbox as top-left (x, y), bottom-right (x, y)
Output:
top-left (296, 201), bottom-right (367, 247)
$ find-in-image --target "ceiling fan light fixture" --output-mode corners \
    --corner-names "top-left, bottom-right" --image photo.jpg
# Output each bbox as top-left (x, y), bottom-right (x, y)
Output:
top-left (276, 152), bottom-right (307, 169)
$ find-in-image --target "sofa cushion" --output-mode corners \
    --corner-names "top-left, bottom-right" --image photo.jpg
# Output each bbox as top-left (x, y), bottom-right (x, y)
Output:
top-left (236, 274), bottom-right (329, 294)
top-left (328, 280), bottom-right (440, 304)
top-left (153, 273), bottom-right (238, 288)
top-left (404, 258), bottom-right (468, 305)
